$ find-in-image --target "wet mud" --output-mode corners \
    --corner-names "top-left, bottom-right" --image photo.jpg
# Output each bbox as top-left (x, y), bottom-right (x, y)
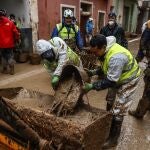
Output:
top-left (0, 87), bottom-right (112, 150)
top-left (12, 88), bottom-right (54, 112)
top-left (51, 75), bottom-right (82, 116)
top-left (0, 39), bottom-right (149, 149)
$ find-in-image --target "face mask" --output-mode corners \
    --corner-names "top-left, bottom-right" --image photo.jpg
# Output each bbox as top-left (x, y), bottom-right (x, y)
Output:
top-left (41, 49), bottom-right (55, 62)
top-left (108, 21), bottom-right (115, 26)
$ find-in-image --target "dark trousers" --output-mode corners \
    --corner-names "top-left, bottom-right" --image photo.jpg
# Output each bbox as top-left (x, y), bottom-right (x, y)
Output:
top-left (0, 48), bottom-right (14, 67)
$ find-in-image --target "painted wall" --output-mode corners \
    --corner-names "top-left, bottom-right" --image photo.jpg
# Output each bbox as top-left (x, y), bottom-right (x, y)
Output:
top-left (37, 0), bottom-right (112, 39)
top-left (38, 0), bottom-right (49, 39)
top-left (112, 0), bottom-right (138, 32)
top-left (124, 0), bottom-right (138, 32)
top-left (91, 0), bottom-right (110, 32)
top-left (0, 0), bottom-right (39, 52)
top-left (112, 0), bottom-right (124, 25)
top-left (38, 0), bottom-right (80, 39)
top-left (0, 0), bottom-right (30, 28)
top-left (131, 3), bottom-right (138, 32)
top-left (29, 0), bottom-right (39, 51)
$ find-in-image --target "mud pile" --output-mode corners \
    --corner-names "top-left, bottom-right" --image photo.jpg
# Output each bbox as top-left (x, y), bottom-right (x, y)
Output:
top-left (0, 87), bottom-right (112, 150)
top-left (13, 88), bottom-right (54, 111)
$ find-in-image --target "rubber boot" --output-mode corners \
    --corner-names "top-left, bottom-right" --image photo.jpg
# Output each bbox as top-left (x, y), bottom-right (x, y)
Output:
top-left (129, 97), bottom-right (150, 119)
top-left (1, 66), bottom-right (9, 74)
top-left (106, 102), bottom-right (113, 111)
top-left (9, 64), bottom-right (14, 75)
top-left (102, 117), bottom-right (123, 149)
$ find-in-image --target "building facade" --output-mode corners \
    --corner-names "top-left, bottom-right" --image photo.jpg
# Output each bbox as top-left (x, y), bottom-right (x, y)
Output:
top-left (37, 0), bottom-right (112, 40)
top-left (112, 0), bottom-right (139, 33)
top-left (136, 0), bottom-right (150, 33)
top-left (0, 0), bottom-right (38, 52)
top-left (0, 0), bottom-right (112, 51)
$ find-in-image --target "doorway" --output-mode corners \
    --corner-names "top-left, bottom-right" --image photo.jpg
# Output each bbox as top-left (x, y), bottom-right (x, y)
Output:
top-left (123, 6), bottom-right (130, 31)
top-left (98, 11), bottom-right (105, 32)
top-left (80, 2), bottom-right (93, 46)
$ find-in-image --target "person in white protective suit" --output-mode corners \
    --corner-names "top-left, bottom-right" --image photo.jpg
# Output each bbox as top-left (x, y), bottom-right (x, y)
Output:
top-left (36, 37), bottom-right (83, 89)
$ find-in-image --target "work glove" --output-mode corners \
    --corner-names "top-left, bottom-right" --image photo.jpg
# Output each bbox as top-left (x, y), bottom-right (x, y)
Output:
top-left (84, 68), bottom-right (96, 77)
top-left (82, 83), bottom-right (93, 93)
top-left (51, 75), bottom-right (60, 90)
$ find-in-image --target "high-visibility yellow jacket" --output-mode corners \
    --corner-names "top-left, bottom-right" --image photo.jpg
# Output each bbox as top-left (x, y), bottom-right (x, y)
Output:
top-left (56, 23), bottom-right (78, 40)
top-left (56, 23), bottom-right (79, 49)
top-left (103, 43), bottom-right (141, 84)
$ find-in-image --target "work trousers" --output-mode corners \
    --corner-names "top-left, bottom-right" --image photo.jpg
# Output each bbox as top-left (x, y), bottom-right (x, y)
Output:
top-left (0, 48), bottom-right (15, 67)
top-left (106, 77), bottom-right (140, 120)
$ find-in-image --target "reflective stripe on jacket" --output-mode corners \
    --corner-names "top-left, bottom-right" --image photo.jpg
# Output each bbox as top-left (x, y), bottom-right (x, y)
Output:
top-left (103, 43), bottom-right (141, 84)
top-left (66, 46), bottom-right (80, 65)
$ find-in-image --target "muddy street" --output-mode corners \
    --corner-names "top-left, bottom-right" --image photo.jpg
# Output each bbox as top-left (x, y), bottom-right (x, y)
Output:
top-left (0, 38), bottom-right (150, 149)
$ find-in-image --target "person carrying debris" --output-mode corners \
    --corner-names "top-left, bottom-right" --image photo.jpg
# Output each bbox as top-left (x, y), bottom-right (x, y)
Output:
top-left (82, 34), bottom-right (141, 148)
top-left (129, 20), bottom-right (150, 119)
top-left (51, 9), bottom-right (83, 51)
top-left (100, 12), bottom-right (128, 119)
top-left (0, 9), bottom-right (20, 75)
top-left (36, 37), bottom-right (82, 89)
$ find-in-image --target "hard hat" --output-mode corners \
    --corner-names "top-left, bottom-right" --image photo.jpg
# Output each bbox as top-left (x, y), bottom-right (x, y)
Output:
top-left (89, 17), bottom-right (93, 21)
top-left (0, 9), bottom-right (7, 16)
top-left (108, 12), bottom-right (117, 18)
top-left (36, 39), bottom-right (54, 55)
top-left (64, 9), bottom-right (73, 18)
top-left (50, 37), bottom-right (68, 51)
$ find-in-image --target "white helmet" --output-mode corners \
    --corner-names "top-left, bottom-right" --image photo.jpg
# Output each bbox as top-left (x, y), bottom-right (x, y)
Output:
top-left (36, 39), bottom-right (54, 55)
top-left (89, 17), bottom-right (93, 21)
top-left (64, 9), bottom-right (73, 18)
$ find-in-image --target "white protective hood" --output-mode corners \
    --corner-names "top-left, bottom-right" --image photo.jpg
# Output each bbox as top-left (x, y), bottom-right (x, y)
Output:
top-left (36, 39), bottom-right (54, 55)
top-left (106, 36), bottom-right (116, 52)
top-left (49, 37), bottom-right (69, 58)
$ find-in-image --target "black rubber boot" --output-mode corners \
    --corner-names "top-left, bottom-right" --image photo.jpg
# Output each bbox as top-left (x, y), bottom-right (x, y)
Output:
top-left (1, 66), bottom-right (9, 74)
top-left (102, 117), bottom-right (123, 149)
top-left (9, 64), bottom-right (14, 75)
top-left (129, 97), bottom-right (150, 119)
top-left (106, 102), bottom-right (113, 111)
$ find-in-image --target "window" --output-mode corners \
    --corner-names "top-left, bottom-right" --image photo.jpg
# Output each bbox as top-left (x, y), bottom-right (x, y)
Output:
top-left (98, 11), bottom-right (105, 32)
